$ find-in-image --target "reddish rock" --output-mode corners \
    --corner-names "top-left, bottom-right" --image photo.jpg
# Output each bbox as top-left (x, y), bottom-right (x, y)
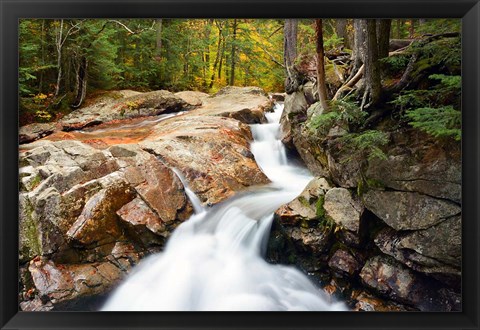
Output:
top-left (67, 178), bottom-right (136, 246)
top-left (328, 249), bottom-right (362, 277)
top-left (359, 255), bottom-right (460, 311)
top-left (60, 90), bottom-right (187, 131)
top-left (353, 291), bottom-right (410, 311)
top-left (142, 115), bottom-right (269, 205)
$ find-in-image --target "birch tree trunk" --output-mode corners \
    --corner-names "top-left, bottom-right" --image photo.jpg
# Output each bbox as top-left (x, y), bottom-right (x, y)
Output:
top-left (54, 19), bottom-right (64, 97)
top-left (315, 19), bottom-right (329, 111)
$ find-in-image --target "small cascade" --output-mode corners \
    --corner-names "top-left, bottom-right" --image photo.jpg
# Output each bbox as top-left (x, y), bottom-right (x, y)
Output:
top-left (102, 103), bottom-right (346, 312)
top-left (171, 167), bottom-right (205, 214)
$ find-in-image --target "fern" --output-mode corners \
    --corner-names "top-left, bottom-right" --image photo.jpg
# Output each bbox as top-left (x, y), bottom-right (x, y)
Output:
top-left (308, 98), bottom-right (367, 136)
top-left (341, 130), bottom-right (390, 161)
top-left (405, 106), bottom-right (461, 140)
top-left (308, 111), bottom-right (341, 135)
top-left (429, 74), bottom-right (461, 90)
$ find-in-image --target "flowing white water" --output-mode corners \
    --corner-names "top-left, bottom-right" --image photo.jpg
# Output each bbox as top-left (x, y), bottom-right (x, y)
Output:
top-left (102, 103), bottom-right (346, 311)
top-left (171, 167), bottom-right (205, 215)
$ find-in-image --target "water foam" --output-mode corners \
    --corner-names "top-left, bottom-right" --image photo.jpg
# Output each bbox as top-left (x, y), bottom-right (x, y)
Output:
top-left (102, 103), bottom-right (346, 311)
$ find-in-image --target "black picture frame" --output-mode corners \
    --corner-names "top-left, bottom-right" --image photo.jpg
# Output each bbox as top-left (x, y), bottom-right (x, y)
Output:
top-left (1, 0), bottom-right (479, 329)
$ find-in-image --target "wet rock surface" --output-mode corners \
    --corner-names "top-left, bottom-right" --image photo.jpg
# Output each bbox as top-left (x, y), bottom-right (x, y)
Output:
top-left (141, 115), bottom-right (269, 205)
top-left (19, 86), bottom-right (272, 310)
top-left (60, 90), bottom-right (187, 131)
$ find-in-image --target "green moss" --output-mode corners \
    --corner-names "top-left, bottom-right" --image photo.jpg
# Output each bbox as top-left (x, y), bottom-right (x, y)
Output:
top-left (357, 179), bottom-right (365, 197)
top-left (298, 196), bottom-right (310, 208)
top-left (318, 215), bottom-right (335, 232)
top-left (29, 174), bottom-right (42, 190)
top-left (315, 195), bottom-right (325, 218)
top-left (20, 198), bottom-right (42, 261)
top-left (366, 178), bottom-right (385, 189)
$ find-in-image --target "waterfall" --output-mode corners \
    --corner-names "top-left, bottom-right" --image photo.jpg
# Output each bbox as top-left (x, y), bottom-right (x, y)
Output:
top-left (171, 167), bottom-right (205, 215)
top-left (102, 103), bottom-right (346, 311)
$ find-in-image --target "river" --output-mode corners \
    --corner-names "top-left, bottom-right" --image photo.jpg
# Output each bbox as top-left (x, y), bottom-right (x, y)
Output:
top-left (101, 103), bottom-right (346, 311)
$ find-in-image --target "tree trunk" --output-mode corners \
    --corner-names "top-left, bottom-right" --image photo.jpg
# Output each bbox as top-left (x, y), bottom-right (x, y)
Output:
top-left (409, 19), bottom-right (415, 38)
top-left (363, 19), bottom-right (382, 108)
top-left (283, 19), bottom-right (298, 70)
top-left (54, 19), bottom-right (64, 98)
top-left (283, 19), bottom-right (298, 92)
top-left (209, 21), bottom-right (223, 88)
top-left (72, 56), bottom-right (88, 108)
top-left (377, 19), bottom-right (391, 59)
top-left (396, 19), bottom-right (403, 39)
top-left (39, 20), bottom-right (45, 93)
top-left (335, 19), bottom-right (349, 48)
top-left (218, 38), bottom-right (224, 81)
top-left (229, 19), bottom-right (238, 86)
top-left (315, 19), bottom-right (329, 111)
top-left (349, 19), bottom-right (366, 80)
top-left (203, 19), bottom-right (213, 88)
top-left (155, 19), bottom-right (163, 61)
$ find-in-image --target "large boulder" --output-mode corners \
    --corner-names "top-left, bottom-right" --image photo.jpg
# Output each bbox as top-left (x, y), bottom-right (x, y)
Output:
top-left (366, 130), bottom-right (461, 203)
top-left (175, 91), bottom-right (210, 107)
top-left (22, 241), bottom-right (142, 311)
top-left (269, 177), bottom-right (335, 272)
top-left (141, 115), bottom-right (269, 205)
top-left (19, 122), bottom-right (57, 144)
top-left (190, 86), bottom-right (273, 124)
top-left (374, 215), bottom-right (461, 285)
top-left (363, 190), bottom-right (460, 231)
top-left (359, 255), bottom-right (460, 311)
top-left (324, 188), bottom-right (364, 233)
top-left (60, 90), bottom-right (187, 131)
top-left (18, 141), bottom-right (193, 265)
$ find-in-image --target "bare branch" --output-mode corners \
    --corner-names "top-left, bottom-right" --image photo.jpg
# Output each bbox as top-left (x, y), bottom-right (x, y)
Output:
top-left (109, 20), bottom-right (136, 34)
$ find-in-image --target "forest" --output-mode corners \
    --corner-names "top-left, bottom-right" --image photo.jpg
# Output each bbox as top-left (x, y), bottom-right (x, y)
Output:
top-left (20, 18), bottom-right (460, 138)
top-left (19, 18), bottom-right (462, 312)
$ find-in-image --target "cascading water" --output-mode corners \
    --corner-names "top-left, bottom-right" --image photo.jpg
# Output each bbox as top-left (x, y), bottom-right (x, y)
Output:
top-left (102, 103), bottom-right (346, 311)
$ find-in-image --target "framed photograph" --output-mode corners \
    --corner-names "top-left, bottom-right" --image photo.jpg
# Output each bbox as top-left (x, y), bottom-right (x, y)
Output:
top-left (1, 0), bottom-right (479, 329)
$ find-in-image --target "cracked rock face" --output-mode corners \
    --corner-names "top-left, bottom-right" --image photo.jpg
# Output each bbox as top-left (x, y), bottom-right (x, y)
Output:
top-left (363, 190), bottom-right (460, 231)
top-left (366, 130), bottom-right (461, 203)
top-left (324, 188), bottom-right (364, 233)
top-left (374, 215), bottom-right (461, 284)
top-left (25, 241), bottom-right (142, 310)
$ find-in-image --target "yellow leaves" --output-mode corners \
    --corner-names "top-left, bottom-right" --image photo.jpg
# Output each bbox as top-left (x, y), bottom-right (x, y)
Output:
top-left (34, 93), bottom-right (48, 101)
top-left (35, 110), bottom-right (52, 121)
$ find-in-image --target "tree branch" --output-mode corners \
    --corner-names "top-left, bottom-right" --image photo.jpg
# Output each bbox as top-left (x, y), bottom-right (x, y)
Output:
top-left (333, 64), bottom-right (364, 100)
